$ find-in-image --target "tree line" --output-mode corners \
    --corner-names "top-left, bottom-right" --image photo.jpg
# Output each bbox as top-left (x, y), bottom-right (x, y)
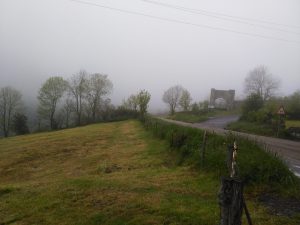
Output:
top-left (161, 65), bottom-right (300, 120)
top-left (1, 65), bottom-right (299, 137)
top-left (37, 71), bottom-right (114, 130)
top-left (0, 70), bottom-right (151, 137)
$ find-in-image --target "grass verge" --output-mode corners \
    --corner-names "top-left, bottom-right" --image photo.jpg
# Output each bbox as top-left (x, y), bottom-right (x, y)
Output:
top-left (0, 120), bottom-right (299, 224)
top-left (166, 109), bottom-right (240, 123)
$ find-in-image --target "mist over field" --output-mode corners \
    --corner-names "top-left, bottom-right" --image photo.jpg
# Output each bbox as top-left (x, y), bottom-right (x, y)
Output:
top-left (1, 0), bottom-right (300, 115)
top-left (1, 1), bottom-right (300, 224)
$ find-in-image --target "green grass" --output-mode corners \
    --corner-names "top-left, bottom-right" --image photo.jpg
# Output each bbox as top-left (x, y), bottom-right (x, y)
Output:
top-left (167, 109), bottom-right (240, 123)
top-left (167, 111), bottom-right (209, 123)
top-left (227, 121), bottom-right (276, 137)
top-left (286, 120), bottom-right (300, 128)
top-left (0, 120), bottom-right (299, 224)
top-left (228, 120), bottom-right (300, 140)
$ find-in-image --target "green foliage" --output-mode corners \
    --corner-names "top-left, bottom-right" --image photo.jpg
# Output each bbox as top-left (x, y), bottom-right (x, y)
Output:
top-left (168, 111), bottom-right (208, 123)
top-left (179, 89), bottom-right (192, 111)
top-left (143, 116), bottom-right (299, 190)
top-left (12, 113), bottom-right (30, 135)
top-left (285, 91), bottom-right (300, 120)
top-left (136, 90), bottom-right (151, 118)
top-left (227, 121), bottom-right (275, 137)
top-left (122, 94), bottom-right (138, 111)
top-left (0, 120), bottom-right (299, 224)
top-left (191, 100), bottom-right (209, 114)
top-left (122, 90), bottom-right (151, 120)
top-left (38, 76), bottom-right (68, 129)
top-left (105, 107), bottom-right (139, 122)
top-left (241, 93), bottom-right (264, 121)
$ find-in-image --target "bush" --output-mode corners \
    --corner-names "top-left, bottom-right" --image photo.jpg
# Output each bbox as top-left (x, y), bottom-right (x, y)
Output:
top-left (242, 93), bottom-right (264, 117)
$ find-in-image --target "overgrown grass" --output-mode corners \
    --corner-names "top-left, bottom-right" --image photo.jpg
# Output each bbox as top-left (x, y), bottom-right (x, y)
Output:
top-left (228, 120), bottom-right (300, 141)
top-left (227, 121), bottom-right (275, 137)
top-left (0, 120), bottom-right (299, 224)
top-left (144, 117), bottom-right (300, 194)
top-left (286, 120), bottom-right (300, 128)
top-left (167, 109), bottom-right (240, 123)
top-left (167, 111), bottom-right (209, 123)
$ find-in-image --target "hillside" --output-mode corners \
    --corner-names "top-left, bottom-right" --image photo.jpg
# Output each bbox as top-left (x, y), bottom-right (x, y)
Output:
top-left (0, 120), bottom-right (299, 224)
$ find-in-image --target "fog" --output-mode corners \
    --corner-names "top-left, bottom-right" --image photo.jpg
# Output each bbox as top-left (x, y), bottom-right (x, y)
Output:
top-left (1, 0), bottom-right (300, 113)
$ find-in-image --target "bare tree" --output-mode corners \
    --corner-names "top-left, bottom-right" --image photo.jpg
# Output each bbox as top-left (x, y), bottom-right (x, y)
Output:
top-left (38, 76), bottom-right (67, 130)
top-left (179, 89), bottom-right (192, 111)
top-left (244, 65), bottom-right (280, 101)
top-left (68, 70), bottom-right (88, 126)
top-left (86, 73), bottom-right (113, 122)
top-left (162, 85), bottom-right (183, 115)
top-left (0, 86), bottom-right (22, 137)
top-left (61, 98), bottom-right (75, 128)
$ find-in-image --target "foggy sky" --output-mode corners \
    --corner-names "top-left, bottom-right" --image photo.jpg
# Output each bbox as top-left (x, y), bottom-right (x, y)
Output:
top-left (1, 0), bottom-right (300, 112)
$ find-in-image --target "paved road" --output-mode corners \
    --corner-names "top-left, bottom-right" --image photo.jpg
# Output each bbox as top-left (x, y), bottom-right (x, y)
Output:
top-left (197, 115), bottom-right (240, 128)
top-left (160, 116), bottom-right (300, 177)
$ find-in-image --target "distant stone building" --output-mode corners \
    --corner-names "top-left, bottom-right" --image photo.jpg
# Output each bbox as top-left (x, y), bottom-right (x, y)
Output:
top-left (209, 88), bottom-right (235, 110)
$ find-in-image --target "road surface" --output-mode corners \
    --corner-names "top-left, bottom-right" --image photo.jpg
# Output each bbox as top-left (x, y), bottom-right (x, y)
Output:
top-left (197, 115), bottom-right (239, 128)
top-left (160, 116), bottom-right (300, 177)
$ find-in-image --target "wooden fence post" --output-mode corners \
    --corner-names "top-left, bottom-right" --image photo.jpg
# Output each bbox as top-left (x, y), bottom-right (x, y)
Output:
top-left (201, 130), bottom-right (207, 166)
top-left (218, 177), bottom-right (244, 225)
top-left (219, 141), bottom-right (253, 225)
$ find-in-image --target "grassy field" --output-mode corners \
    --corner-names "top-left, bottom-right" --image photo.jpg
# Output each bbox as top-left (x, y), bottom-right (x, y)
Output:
top-left (167, 109), bottom-right (240, 123)
top-left (167, 111), bottom-right (209, 123)
top-left (0, 120), bottom-right (299, 224)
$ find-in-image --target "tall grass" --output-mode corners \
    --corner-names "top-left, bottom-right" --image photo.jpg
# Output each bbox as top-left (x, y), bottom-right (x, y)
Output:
top-left (143, 117), bottom-right (299, 193)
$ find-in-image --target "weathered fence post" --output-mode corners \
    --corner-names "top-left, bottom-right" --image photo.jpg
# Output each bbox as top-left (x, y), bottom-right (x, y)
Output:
top-left (218, 177), bottom-right (244, 225)
top-left (201, 130), bottom-right (207, 166)
top-left (219, 141), bottom-right (252, 225)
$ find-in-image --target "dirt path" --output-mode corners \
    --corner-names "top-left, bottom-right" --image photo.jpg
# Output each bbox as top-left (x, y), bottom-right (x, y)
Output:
top-left (160, 117), bottom-right (300, 177)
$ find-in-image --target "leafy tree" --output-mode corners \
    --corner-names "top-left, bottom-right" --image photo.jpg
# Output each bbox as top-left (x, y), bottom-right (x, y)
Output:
top-left (241, 93), bottom-right (264, 121)
top-left (179, 89), bottom-right (192, 111)
top-left (38, 76), bottom-right (67, 130)
top-left (13, 113), bottom-right (29, 135)
top-left (0, 86), bottom-right (22, 137)
top-left (199, 100), bottom-right (209, 113)
top-left (191, 102), bottom-right (200, 113)
top-left (127, 95), bottom-right (139, 111)
top-left (244, 65), bottom-right (280, 101)
top-left (137, 90), bottom-right (151, 118)
top-left (68, 70), bottom-right (88, 126)
top-left (285, 90), bottom-right (300, 119)
top-left (86, 73), bottom-right (113, 122)
top-left (162, 85), bottom-right (184, 115)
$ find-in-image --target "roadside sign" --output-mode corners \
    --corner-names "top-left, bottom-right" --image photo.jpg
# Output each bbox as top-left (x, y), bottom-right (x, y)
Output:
top-left (277, 106), bottom-right (285, 115)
